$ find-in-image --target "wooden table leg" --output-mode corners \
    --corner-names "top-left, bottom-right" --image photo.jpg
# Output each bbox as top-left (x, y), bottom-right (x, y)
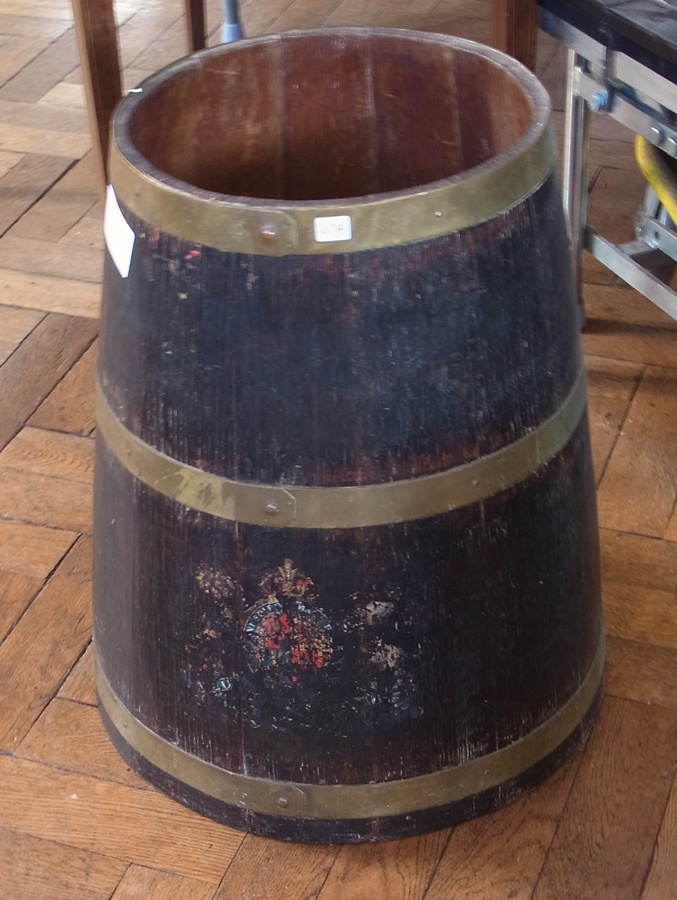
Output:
top-left (71, 0), bottom-right (122, 192)
top-left (492, 0), bottom-right (538, 70)
top-left (185, 0), bottom-right (206, 52)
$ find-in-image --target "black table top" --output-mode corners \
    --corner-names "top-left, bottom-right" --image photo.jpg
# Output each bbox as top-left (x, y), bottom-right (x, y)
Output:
top-left (540, 0), bottom-right (677, 82)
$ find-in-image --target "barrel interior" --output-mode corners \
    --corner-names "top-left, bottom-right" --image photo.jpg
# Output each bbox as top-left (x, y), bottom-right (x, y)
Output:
top-left (127, 32), bottom-right (535, 201)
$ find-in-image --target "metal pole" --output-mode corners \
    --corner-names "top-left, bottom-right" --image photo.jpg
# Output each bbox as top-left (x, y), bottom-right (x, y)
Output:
top-left (221, 0), bottom-right (244, 43)
top-left (562, 49), bottom-right (591, 322)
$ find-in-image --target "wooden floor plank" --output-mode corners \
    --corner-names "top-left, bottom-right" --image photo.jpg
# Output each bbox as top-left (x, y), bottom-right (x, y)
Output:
top-left (581, 284), bottom-right (677, 367)
top-left (40, 81), bottom-right (87, 109)
top-left (0, 148), bottom-right (22, 179)
top-left (0, 311), bottom-right (97, 451)
top-left (601, 530), bottom-right (677, 649)
top-left (601, 529), bottom-right (677, 590)
top-left (0, 569), bottom-right (42, 642)
top-left (0, 465), bottom-right (93, 532)
top-left (58, 642), bottom-right (96, 704)
top-left (0, 268), bottom-right (100, 317)
top-left (0, 518), bottom-right (76, 577)
top-left (0, 304), bottom-right (44, 365)
top-left (584, 354), bottom-right (643, 483)
top-left (425, 759), bottom-right (579, 900)
top-left (9, 151), bottom-right (98, 242)
top-left (0, 96), bottom-right (88, 134)
top-left (533, 697), bottom-right (677, 900)
top-left (0, 536), bottom-right (92, 750)
top-left (318, 831), bottom-right (450, 900)
top-left (0, 826), bottom-right (128, 900)
top-left (0, 120), bottom-right (91, 157)
top-left (60, 211), bottom-right (104, 251)
top-left (0, 28), bottom-right (79, 103)
top-left (597, 366), bottom-right (677, 537)
top-left (117, 5), bottom-right (185, 71)
top-left (29, 340), bottom-right (98, 435)
top-left (0, 425), bottom-right (94, 483)
top-left (112, 865), bottom-right (217, 900)
top-left (0, 152), bottom-right (74, 236)
top-left (213, 834), bottom-right (339, 900)
top-left (324, 0), bottom-right (381, 25)
top-left (665, 507), bottom-right (677, 543)
top-left (0, 1), bottom-right (76, 22)
top-left (0, 232), bottom-right (103, 282)
top-left (605, 636), bottom-right (677, 710)
top-left (641, 775), bottom-right (677, 899)
top-left (0, 36), bottom-right (49, 90)
top-left (17, 697), bottom-right (150, 790)
top-left (270, 0), bottom-right (341, 30)
top-left (604, 582), bottom-right (677, 650)
top-left (0, 13), bottom-right (73, 40)
top-left (0, 755), bottom-right (243, 882)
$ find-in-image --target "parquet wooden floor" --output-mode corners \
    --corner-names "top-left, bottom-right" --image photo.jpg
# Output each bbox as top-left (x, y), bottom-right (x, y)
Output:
top-left (1, 1), bottom-right (676, 897)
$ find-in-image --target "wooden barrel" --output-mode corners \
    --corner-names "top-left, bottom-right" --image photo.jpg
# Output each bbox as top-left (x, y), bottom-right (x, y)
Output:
top-left (94, 28), bottom-right (604, 843)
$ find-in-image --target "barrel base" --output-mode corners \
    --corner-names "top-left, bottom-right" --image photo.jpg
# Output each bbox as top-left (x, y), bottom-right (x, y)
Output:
top-left (97, 679), bottom-right (602, 844)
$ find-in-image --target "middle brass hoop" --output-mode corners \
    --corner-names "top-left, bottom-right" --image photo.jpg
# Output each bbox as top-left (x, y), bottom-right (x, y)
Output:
top-left (96, 367), bottom-right (587, 530)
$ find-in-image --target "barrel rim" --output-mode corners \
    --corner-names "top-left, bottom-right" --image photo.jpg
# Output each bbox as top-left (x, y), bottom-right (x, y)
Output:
top-left (109, 28), bottom-right (556, 256)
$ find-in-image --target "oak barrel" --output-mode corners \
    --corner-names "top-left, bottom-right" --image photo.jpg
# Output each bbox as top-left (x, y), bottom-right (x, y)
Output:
top-left (94, 28), bottom-right (604, 843)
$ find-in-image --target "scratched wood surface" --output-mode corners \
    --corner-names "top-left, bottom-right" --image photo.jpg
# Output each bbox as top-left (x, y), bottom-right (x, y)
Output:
top-left (0, 0), bottom-right (676, 896)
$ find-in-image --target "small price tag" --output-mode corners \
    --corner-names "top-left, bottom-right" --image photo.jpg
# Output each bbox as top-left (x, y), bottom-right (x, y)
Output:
top-left (104, 185), bottom-right (135, 278)
top-left (313, 215), bottom-right (352, 243)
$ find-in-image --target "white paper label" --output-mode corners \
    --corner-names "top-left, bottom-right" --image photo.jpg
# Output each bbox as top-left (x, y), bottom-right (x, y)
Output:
top-left (104, 184), bottom-right (135, 278)
top-left (313, 215), bottom-right (352, 243)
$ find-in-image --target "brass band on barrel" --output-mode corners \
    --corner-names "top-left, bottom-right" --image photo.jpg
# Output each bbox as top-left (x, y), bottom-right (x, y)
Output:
top-left (96, 367), bottom-right (587, 531)
top-left (95, 636), bottom-right (603, 820)
top-left (108, 125), bottom-right (555, 258)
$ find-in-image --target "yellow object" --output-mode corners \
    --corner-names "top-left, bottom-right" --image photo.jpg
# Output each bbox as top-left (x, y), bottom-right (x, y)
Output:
top-left (635, 134), bottom-right (677, 225)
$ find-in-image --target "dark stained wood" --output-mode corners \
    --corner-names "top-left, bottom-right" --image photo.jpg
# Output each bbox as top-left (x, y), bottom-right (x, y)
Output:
top-left (491, 0), bottom-right (538, 69)
top-left (95, 30), bottom-right (602, 842)
top-left (184, 0), bottom-right (206, 50)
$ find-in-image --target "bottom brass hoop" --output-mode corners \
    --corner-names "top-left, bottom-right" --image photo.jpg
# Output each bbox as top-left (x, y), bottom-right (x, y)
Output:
top-left (96, 636), bottom-right (604, 821)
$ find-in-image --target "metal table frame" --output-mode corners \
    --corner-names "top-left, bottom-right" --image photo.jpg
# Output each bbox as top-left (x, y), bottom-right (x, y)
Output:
top-left (540, 3), bottom-right (677, 321)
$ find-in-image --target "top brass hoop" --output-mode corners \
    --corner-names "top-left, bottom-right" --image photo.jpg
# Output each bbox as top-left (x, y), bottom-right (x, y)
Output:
top-left (109, 30), bottom-right (555, 257)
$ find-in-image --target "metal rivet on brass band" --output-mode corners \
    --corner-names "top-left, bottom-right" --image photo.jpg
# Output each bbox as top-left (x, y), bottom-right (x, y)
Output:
top-left (94, 635), bottom-right (604, 821)
top-left (265, 502), bottom-right (280, 516)
top-left (260, 225), bottom-right (278, 242)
